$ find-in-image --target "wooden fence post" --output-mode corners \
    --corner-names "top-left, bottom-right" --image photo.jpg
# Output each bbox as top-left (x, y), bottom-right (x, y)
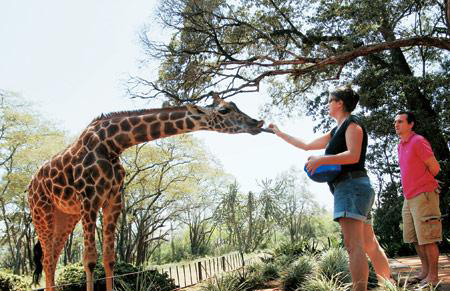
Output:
top-left (176, 266), bottom-right (180, 287)
top-left (221, 256), bottom-right (226, 271)
top-left (198, 261), bottom-right (203, 281)
top-left (182, 264), bottom-right (186, 287)
top-left (189, 263), bottom-right (193, 285)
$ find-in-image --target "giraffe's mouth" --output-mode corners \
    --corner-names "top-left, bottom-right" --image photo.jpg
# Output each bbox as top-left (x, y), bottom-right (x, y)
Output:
top-left (247, 120), bottom-right (265, 135)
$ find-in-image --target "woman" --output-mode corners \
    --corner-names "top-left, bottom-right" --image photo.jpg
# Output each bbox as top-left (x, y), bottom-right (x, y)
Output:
top-left (269, 86), bottom-right (392, 291)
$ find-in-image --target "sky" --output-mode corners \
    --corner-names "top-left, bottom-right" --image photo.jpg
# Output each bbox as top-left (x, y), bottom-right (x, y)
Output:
top-left (0, 1), bottom-right (332, 209)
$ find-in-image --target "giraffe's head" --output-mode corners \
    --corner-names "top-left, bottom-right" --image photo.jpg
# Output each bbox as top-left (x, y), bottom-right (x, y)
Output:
top-left (187, 94), bottom-right (264, 135)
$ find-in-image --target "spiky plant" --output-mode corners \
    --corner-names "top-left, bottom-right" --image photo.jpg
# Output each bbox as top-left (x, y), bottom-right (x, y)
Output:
top-left (300, 273), bottom-right (351, 291)
top-left (317, 247), bottom-right (351, 283)
top-left (281, 255), bottom-right (317, 291)
top-left (200, 274), bottom-right (246, 291)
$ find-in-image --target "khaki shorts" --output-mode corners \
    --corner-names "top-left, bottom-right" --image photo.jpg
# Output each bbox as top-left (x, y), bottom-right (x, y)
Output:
top-left (402, 190), bottom-right (442, 245)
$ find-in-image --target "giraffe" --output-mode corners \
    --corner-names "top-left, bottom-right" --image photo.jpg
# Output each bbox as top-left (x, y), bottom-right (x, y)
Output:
top-left (28, 94), bottom-right (265, 291)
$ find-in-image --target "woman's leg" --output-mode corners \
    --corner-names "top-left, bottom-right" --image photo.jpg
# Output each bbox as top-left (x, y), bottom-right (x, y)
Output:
top-left (363, 223), bottom-right (392, 283)
top-left (339, 217), bottom-right (368, 291)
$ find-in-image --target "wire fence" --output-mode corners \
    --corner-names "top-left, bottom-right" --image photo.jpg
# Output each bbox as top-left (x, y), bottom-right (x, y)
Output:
top-left (31, 251), bottom-right (269, 291)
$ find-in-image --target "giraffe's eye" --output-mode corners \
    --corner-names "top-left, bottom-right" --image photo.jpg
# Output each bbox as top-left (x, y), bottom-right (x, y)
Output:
top-left (218, 108), bottom-right (231, 114)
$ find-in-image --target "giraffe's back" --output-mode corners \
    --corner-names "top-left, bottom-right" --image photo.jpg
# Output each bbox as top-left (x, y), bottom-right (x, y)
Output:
top-left (28, 151), bottom-right (82, 216)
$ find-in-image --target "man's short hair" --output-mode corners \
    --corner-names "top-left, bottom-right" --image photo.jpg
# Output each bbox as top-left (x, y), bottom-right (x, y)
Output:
top-left (397, 111), bottom-right (416, 128)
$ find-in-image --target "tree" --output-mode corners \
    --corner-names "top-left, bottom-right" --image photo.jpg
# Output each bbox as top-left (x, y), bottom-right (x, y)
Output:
top-left (178, 174), bottom-right (228, 257)
top-left (112, 135), bottom-right (224, 265)
top-left (132, 0), bottom-right (448, 100)
top-left (260, 168), bottom-right (323, 244)
top-left (216, 181), bottom-right (278, 254)
top-left (0, 90), bottom-right (67, 274)
top-left (133, 0), bottom-right (450, 252)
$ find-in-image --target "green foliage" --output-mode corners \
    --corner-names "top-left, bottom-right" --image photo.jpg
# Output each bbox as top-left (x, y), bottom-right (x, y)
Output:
top-left (0, 91), bottom-right (68, 274)
top-left (274, 237), bottom-right (322, 259)
top-left (0, 271), bottom-right (29, 291)
top-left (301, 273), bottom-right (350, 291)
top-left (274, 254), bottom-right (297, 270)
top-left (367, 260), bottom-right (379, 289)
top-left (281, 255), bottom-right (316, 291)
top-left (200, 274), bottom-right (247, 291)
top-left (317, 247), bottom-right (350, 284)
top-left (246, 261), bottom-right (279, 283)
top-left (232, 267), bottom-right (265, 291)
top-left (55, 262), bottom-right (177, 291)
top-left (259, 262), bottom-right (279, 281)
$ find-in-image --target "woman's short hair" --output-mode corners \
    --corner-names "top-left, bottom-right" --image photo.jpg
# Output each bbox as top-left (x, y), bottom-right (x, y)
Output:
top-left (330, 86), bottom-right (360, 113)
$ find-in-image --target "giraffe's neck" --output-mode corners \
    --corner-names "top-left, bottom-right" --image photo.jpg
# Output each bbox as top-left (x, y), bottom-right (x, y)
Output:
top-left (93, 106), bottom-right (207, 154)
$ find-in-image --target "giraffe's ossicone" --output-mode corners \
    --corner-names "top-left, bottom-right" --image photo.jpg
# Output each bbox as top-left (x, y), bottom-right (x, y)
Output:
top-left (28, 95), bottom-right (265, 291)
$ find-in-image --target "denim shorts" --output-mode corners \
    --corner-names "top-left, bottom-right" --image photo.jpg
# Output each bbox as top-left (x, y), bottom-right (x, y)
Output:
top-left (333, 176), bottom-right (375, 223)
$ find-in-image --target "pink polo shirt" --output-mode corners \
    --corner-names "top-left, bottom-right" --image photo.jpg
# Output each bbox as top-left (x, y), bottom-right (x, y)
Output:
top-left (398, 132), bottom-right (438, 199)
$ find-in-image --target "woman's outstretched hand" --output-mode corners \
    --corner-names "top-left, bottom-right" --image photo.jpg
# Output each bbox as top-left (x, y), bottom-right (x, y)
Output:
top-left (268, 123), bottom-right (281, 135)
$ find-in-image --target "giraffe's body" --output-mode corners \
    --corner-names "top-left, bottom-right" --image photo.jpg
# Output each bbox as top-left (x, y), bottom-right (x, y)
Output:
top-left (28, 96), bottom-right (264, 291)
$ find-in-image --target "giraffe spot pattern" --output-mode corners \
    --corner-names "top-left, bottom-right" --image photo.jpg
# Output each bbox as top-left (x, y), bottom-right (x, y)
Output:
top-left (115, 134), bottom-right (132, 148)
top-left (170, 111), bottom-right (185, 120)
top-left (98, 128), bottom-right (106, 140)
top-left (65, 165), bottom-right (74, 185)
top-left (54, 172), bottom-right (67, 186)
top-left (63, 188), bottom-right (74, 200)
top-left (164, 122), bottom-right (177, 135)
top-left (129, 117), bottom-right (140, 126)
top-left (83, 152), bottom-right (96, 167)
top-left (175, 120), bottom-right (184, 130)
top-left (74, 179), bottom-right (85, 191)
top-left (98, 160), bottom-right (113, 179)
top-left (159, 113), bottom-right (169, 121)
top-left (85, 186), bottom-right (95, 199)
top-left (186, 118), bottom-right (194, 129)
top-left (132, 124), bottom-right (148, 142)
top-left (150, 122), bottom-right (161, 138)
top-left (107, 124), bottom-right (119, 138)
top-left (95, 143), bottom-right (108, 158)
top-left (120, 119), bottom-right (131, 131)
top-left (143, 115), bottom-right (156, 123)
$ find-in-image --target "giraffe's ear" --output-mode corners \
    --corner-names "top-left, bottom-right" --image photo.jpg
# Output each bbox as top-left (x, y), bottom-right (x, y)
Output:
top-left (212, 93), bottom-right (221, 105)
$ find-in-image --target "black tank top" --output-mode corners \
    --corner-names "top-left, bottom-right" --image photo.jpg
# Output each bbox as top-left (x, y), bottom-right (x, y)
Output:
top-left (325, 115), bottom-right (368, 174)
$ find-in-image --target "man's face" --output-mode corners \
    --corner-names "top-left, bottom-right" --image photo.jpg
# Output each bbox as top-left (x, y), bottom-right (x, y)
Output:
top-left (394, 114), bottom-right (413, 136)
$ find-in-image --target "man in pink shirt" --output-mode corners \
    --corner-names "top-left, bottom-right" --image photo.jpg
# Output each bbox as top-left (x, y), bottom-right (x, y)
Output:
top-left (395, 111), bottom-right (441, 288)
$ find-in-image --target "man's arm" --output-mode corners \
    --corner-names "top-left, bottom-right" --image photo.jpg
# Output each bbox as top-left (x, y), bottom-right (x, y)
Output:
top-left (424, 156), bottom-right (440, 176)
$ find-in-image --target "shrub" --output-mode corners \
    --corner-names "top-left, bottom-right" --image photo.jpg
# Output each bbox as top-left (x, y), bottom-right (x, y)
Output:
top-left (0, 271), bottom-right (29, 291)
top-left (260, 263), bottom-right (279, 281)
top-left (274, 254), bottom-right (295, 270)
top-left (275, 241), bottom-right (306, 258)
top-left (367, 260), bottom-right (378, 289)
top-left (301, 273), bottom-right (350, 291)
top-left (55, 261), bottom-right (177, 291)
top-left (317, 247), bottom-right (350, 283)
top-left (281, 255), bottom-right (316, 291)
top-left (233, 267), bottom-right (265, 291)
top-left (200, 274), bottom-right (246, 291)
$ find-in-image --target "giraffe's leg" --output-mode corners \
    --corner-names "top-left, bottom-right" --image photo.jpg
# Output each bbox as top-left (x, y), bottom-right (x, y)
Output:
top-left (52, 209), bottom-right (81, 271)
top-left (102, 192), bottom-right (122, 291)
top-left (33, 208), bottom-right (80, 291)
top-left (30, 192), bottom-right (57, 291)
top-left (81, 197), bottom-right (100, 291)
